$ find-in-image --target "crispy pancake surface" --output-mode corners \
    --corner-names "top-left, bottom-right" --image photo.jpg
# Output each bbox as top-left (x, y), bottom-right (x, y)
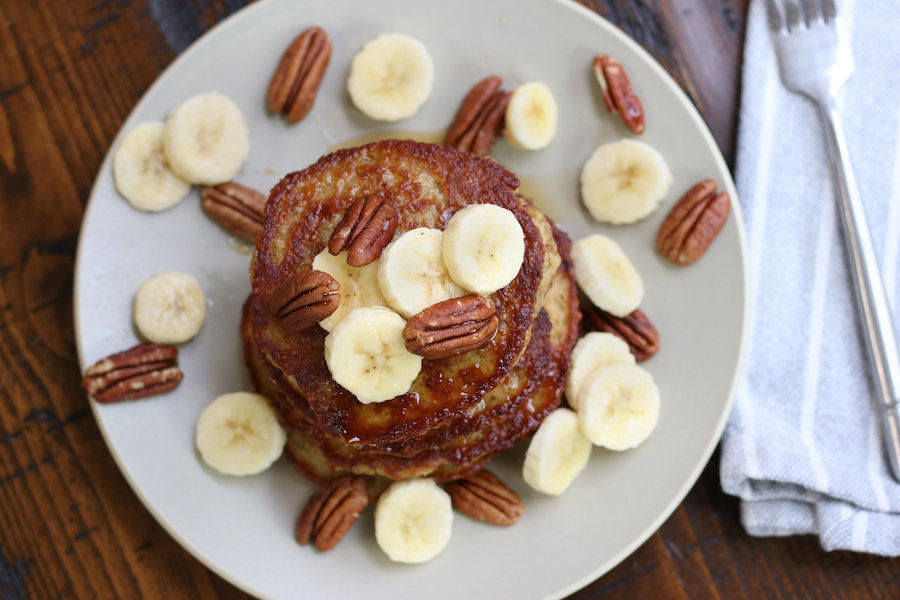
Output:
top-left (277, 313), bottom-right (552, 477)
top-left (251, 140), bottom-right (556, 445)
top-left (276, 311), bottom-right (551, 456)
top-left (242, 222), bottom-right (581, 482)
top-left (276, 263), bottom-right (577, 481)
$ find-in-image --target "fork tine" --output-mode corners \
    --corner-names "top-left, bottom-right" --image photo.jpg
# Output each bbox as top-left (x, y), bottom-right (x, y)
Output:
top-left (766, 0), bottom-right (786, 33)
top-left (801, 0), bottom-right (822, 25)
top-left (784, 0), bottom-right (803, 30)
top-left (821, 0), bottom-right (837, 22)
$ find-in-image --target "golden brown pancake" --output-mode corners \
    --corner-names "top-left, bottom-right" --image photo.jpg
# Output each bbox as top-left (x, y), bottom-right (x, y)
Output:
top-left (275, 310), bottom-right (552, 457)
top-left (275, 312), bottom-right (552, 479)
top-left (242, 222), bottom-right (581, 481)
top-left (244, 304), bottom-right (551, 476)
top-left (243, 140), bottom-right (580, 481)
top-left (250, 140), bottom-right (559, 445)
top-left (283, 432), bottom-right (392, 503)
top-left (278, 265), bottom-right (575, 482)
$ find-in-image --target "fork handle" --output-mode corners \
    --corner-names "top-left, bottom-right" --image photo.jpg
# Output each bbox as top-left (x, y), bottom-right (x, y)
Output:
top-left (819, 96), bottom-right (900, 481)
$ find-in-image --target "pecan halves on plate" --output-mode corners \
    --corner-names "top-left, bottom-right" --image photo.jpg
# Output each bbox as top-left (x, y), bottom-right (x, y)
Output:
top-left (444, 76), bottom-right (512, 157)
top-left (328, 193), bottom-right (399, 267)
top-left (445, 470), bottom-right (525, 526)
top-left (270, 269), bottom-right (340, 334)
top-left (81, 343), bottom-right (183, 403)
top-left (200, 181), bottom-right (267, 242)
top-left (594, 55), bottom-right (645, 134)
top-left (403, 295), bottom-right (499, 360)
top-left (268, 27), bottom-right (332, 123)
top-left (582, 304), bottom-right (660, 362)
top-left (657, 179), bottom-right (731, 265)
top-left (296, 475), bottom-right (369, 552)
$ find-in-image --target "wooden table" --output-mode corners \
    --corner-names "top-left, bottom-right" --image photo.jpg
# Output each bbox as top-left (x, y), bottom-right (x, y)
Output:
top-left (2, 0), bottom-right (899, 598)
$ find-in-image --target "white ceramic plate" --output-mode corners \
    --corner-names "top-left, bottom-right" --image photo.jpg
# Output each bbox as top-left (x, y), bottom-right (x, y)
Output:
top-left (74, 0), bottom-right (749, 598)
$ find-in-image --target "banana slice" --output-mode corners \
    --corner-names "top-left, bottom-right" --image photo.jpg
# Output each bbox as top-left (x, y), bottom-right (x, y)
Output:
top-left (312, 249), bottom-right (388, 332)
top-left (580, 139), bottom-right (673, 225)
top-left (324, 306), bottom-right (422, 404)
top-left (441, 205), bottom-right (525, 295)
top-left (503, 81), bottom-right (558, 150)
top-left (134, 272), bottom-right (207, 344)
top-left (377, 228), bottom-right (465, 319)
top-left (572, 234), bottom-right (643, 318)
top-left (195, 392), bottom-right (287, 476)
top-left (577, 363), bottom-right (660, 450)
top-left (163, 92), bottom-right (250, 185)
top-left (113, 122), bottom-right (191, 212)
top-left (565, 332), bottom-right (635, 410)
top-left (347, 33), bottom-right (434, 122)
top-left (375, 478), bottom-right (453, 563)
top-left (523, 408), bottom-right (592, 496)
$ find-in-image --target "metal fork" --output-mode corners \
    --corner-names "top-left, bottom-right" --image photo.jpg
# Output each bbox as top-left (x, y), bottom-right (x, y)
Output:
top-left (767, 0), bottom-right (900, 481)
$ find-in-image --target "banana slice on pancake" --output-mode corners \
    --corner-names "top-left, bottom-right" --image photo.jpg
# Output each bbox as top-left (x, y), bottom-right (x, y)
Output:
top-left (324, 306), bottom-right (422, 404)
top-left (442, 204), bottom-right (525, 296)
top-left (313, 249), bottom-right (388, 332)
top-left (377, 228), bottom-right (465, 319)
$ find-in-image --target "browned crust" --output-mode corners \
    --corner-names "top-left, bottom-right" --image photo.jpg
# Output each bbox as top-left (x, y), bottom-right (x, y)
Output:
top-left (243, 158), bottom-right (581, 482)
top-left (247, 297), bottom-right (563, 480)
top-left (279, 312), bottom-right (565, 482)
top-left (278, 312), bottom-right (551, 460)
top-left (246, 266), bottom-right (577, 482)
top-left (245, 218), bottom-right (578, 458)
top-left (240, 297), bottom-right (279, 401)
top-left (250, 140), bottom-right (547, 445)
top-left (548, 218), bottom-right (581, 369)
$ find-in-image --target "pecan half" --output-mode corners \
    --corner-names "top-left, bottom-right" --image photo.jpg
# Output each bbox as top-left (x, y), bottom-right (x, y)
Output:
top-left (81, 343), bottom-right (183, 403)
top-left (270, 270), bottom-right (340, 334)
top-left (445, 470), bottom-right (524, 526)
top-left (444, 76), bottom-right (512, 157)
top-left (296, 475), bottom-right (368, 551)
top-left (657, 180), bottom-right (731, 265)
top-left (328, 194), bottom-right (399, 267)
top-left (403, 296), bottom-right (499, 360)
top-left (594, 55), bottom-right (645, 134)
top-left (268, 27), bottom-right (332, 123)
top-left (201, 182), bottom-right (267, 242)
top-left (582, 303), bottom-right (660, 362)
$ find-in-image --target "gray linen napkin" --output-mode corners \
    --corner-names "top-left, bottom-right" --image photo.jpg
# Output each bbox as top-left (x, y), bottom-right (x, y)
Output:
top-left (720, 0), bottom-right (900, 555)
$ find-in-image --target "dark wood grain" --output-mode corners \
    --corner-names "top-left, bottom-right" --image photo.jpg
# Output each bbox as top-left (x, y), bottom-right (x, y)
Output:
top-left (2, 0), bottom-right (900, 599)
top-left (581, 0), bottom-right (747, 167)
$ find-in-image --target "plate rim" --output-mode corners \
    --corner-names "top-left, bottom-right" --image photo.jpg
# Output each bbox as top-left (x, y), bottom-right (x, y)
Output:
top-left (73, 0), bottom-right (751, 598)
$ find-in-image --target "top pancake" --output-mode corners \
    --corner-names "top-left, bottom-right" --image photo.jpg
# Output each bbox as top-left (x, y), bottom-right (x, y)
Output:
top-left (251, 140), bottom-right (558, 445)
top-left (272, 225), bottom-right (582, 481)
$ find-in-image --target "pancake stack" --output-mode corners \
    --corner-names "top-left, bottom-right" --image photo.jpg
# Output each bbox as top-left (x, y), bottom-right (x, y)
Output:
top-left (242, 139), bottom-right (580, 484)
